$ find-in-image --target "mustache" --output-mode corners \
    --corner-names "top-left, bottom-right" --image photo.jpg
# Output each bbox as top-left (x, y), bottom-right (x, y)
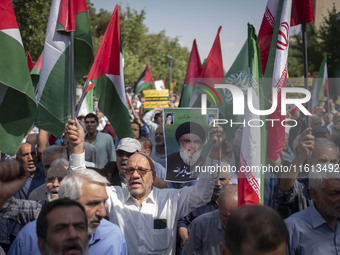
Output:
top-left (61, 239), bottom-right (86, 254)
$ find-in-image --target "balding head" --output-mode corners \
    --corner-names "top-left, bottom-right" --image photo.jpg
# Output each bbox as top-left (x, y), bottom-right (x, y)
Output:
top-left (218, 184), bottom-right (238, 229)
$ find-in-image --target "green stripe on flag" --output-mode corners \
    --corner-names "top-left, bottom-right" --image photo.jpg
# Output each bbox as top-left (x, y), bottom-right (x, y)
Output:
top-left (0, 31), bottom-right (36, 155)
top-left (94, 75), bottom-right (132, 138)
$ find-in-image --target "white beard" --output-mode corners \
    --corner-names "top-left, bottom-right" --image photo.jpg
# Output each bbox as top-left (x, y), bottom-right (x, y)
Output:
top-left (179, 146), bottom-right (202, 166)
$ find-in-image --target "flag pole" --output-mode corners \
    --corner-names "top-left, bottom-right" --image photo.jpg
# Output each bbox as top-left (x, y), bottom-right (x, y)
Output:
top-left (327, 85), bottom-right (330, 114)
top-left (70, 31), bottom-right (76, 120)
top-left (302, 24), bottom-right (310, 128)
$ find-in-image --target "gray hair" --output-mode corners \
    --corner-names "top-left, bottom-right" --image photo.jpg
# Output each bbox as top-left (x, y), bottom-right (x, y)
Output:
top-left (309, 163), bottom-right (340, 193)
top-left (311, 138), bottom-right (339, 158)
top-left (59, 169), bottom-right (109, 200)
top-left (47, 158), bottom-right (69, 175)
top-left (42, 145), bottom-right (68, 161)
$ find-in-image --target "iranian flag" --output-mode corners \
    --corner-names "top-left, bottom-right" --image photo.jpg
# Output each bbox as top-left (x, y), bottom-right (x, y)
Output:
top-left (31, 51), bottom-right (43, 89)
top-left (0, 0), bottom-right (37, 155)
top-left (133, 64), bottom-right (154, 98)
top-left (87, 5), bottom-right (132, 138)
top-left (36, 0), bottom-right (93, 138)
top-left (238, 24), bottom-right (265, 205)
top-left (311, 54), bottom-right (328, 109)
top-left (258, 0), bottom-right (314, 74)
top-left (179, 39), bottom-right (202, 107)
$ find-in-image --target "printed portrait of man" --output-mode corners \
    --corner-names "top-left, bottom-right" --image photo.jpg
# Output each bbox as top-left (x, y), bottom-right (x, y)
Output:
top-left (166, 121), bottom-right (206, 182)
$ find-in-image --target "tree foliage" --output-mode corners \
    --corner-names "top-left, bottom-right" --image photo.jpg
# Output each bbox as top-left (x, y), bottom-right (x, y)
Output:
top-left (87, 4), bottom-right (190, 92)
top-left (288, 4), bottom-right (340, 78)
top-left (12, 0), bottom-right (51, 61)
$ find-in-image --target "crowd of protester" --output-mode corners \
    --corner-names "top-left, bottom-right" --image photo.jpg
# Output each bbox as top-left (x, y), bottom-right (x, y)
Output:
top-left (0, 93), bottom-right (339, 255)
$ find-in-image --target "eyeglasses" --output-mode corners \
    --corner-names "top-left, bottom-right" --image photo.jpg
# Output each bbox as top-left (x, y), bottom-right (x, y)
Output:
top-left (155, 132), bottom-right (164, 136)
top-left (46, 176), bottom-right (64, 184)
top-left (125, 167), bottom-right (152, 176)
top-left (180, 138), bottom-right (202, 145)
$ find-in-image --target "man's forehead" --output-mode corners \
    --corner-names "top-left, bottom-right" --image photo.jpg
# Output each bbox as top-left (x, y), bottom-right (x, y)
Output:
top-left (47, 167), bottom-right (68, 178)
top-left (85, 117), bottom-right (96, 122)
top-left (322, 178), bottom-right (340, 190)
top-left (127, 154), bottom-right (150, 167)
top-left (19, 143), bottom-right (33, 152)
top-left (181, 133), bottom-right (201, 140)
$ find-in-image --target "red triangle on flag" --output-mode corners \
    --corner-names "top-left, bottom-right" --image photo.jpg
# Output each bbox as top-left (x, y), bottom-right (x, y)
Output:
top-left (184, 39), bottom-right (202, 85)
top-left (58, 0), bottom-right (88, 32)
top-left (87, 5), bottom-right (121, 79)
top-left (0, 0), bottom-right (19, 30)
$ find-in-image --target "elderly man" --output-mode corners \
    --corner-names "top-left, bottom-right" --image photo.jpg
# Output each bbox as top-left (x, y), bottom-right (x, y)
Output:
top-left (84, 113), bottom-right (116, 167)
top-left (29, 146), bottom-right (68, 201)
top-left (274, 132), bottom-right (339, 217)
top-left (285, 163), bottom-right (340, 254)
top-left (91, 137), bottom-right (167, 188)
top-left (182, 184), bottom-right (238, 255)
top-left (167, 121), bottom-right (206, 182)
top-left (66, 119), bottom-right (216, 254)
top-left (220, 205), bottom-right (288, 255)
top-left (4, 169), bottom-right (127, 255)
top-left (37, 199), bottom-right (89, 255)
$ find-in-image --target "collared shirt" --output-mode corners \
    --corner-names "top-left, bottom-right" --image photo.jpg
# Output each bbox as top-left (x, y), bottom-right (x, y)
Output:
top-left (150, 148), bottom-right (166, 168)
top-left (69, 152), bottom-right (215, 255)
top-left (177, 200), bottom-right (218, 230)
top-left (8, 219), bottom-right (127, 255)
top-left (285, 202), bottom-right (340, 255)
top-left (85, 131), bottom-right (116, 168)
top-left (182, 210), bottom-right (224, 255)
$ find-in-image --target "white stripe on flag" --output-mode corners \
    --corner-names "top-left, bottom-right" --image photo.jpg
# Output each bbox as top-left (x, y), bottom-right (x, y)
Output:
top-left (37, 0), bottom-right (69, 101)
top-left (1, 29), bottom-right (23, 46)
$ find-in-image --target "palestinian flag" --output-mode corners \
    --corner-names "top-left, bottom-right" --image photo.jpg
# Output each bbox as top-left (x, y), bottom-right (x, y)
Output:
top-left (76, 80), bottom-right (94, 117)
top-left (133, 64), bottom-right (154, 98)
top-left (26, 52), bottom-right (34, 72)
top-left (31, 51), bottom-right (43, 90)
top-left (179, 39), bottom-right (202, 107)
top-left (311, 54), bottom-right (328, 109)
top-left (238, 24), bottom-right (265, 206)
top-left (87, 5), bottom-right (132, 138)
top-left (36, 0), bottom-right (93, 138)
top-left (0, 0), bottom-right (37, 155)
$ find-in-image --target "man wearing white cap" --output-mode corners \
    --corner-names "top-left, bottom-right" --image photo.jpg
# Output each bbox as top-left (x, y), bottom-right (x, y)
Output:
top-left (95, 137), bottom-right (167, 188)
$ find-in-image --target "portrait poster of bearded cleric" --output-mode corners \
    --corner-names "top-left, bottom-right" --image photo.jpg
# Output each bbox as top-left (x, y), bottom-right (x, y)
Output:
top-left (164, 108), bottom-right (218, 182)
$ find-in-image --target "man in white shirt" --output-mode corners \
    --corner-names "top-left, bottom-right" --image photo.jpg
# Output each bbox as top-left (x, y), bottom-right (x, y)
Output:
top-left (65, 119), bottom-right (217, 254)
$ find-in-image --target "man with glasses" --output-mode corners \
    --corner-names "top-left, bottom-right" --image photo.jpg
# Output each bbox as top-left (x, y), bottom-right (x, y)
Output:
top-left (66, 119), bottom-right (217, 254)
top-left (167, 122), bottom-right (206, 182)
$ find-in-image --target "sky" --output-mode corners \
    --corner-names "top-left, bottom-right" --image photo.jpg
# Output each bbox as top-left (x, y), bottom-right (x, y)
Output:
top-left (91, 0), bottom-right (270, 72)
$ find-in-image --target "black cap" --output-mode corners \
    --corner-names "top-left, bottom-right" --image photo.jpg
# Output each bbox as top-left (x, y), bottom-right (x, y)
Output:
top-left (175, 122), bottom-right (206, 142)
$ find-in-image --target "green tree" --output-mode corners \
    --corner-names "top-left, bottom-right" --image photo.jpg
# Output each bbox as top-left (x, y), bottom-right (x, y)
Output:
top-left (288, 23), bottom-right (322, 78)
top-left (319, 4), bottom-right (340, 78)
top-left (12, 0), bottom-right (51, 61)
top-left (87, 3), bottom-right (189, 92)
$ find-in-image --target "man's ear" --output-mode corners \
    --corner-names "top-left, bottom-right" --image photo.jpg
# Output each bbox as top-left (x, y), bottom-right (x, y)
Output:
top-left (38, 237), bottom-right (45, 255)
